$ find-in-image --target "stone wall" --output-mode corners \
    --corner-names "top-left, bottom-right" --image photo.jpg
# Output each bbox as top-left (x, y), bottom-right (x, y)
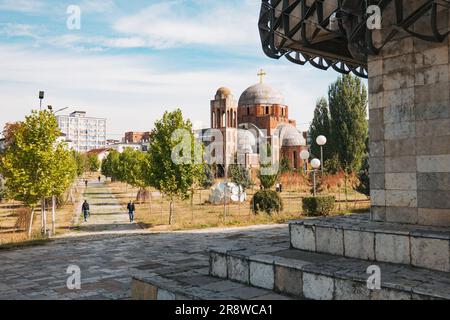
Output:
top-left (368, 3), bottom-right (450, 226)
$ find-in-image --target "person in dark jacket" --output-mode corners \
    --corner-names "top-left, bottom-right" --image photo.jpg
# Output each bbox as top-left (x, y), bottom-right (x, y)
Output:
top-left (82, 200), bottom-right (90, 222)
top-left (127, 201), bottom-right (135, 223)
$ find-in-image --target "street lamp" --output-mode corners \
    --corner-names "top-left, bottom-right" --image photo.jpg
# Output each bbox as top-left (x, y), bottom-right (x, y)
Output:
top-left (311, 158), bottom-right (321, 197)
top-left (316, 135), bottom-right (327, 176)
top-left (48, 106), bottom-right (69, 114)
top-left (300, 150), bottom-right (310, 173)
top-left (38, 91), bottom-right (45, 110)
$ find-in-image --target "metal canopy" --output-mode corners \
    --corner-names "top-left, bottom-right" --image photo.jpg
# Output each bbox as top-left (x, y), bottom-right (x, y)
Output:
top-left (259, 0), bottom-right (450, 78)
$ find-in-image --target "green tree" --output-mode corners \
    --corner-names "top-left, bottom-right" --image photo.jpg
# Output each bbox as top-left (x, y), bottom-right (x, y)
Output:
top-left (257, 144), bottom-right (279, 190)
top-left (118, 148), bottom-right (149, 202)
top-left (201, 165), bottom-right (215, 189)
top-left (229, 164), bottom-right (253, 192)
top-left (86, 154), bottom-right (100, 172)
top-left (357, 137), bottom-right (370, 197)
top-left (0, 110), bottom-right (76, 237)
top-left (0, 175), bottom-right (5, 203)
top-left (252, 144), bottom-right (283, 215)
top-left (279, 157), bottom-right (291, 174)
top-left (72, 150), bottom-right (86, 177)
top-left (328, 74), bottom-right (368, 173)
top-left (49, 143), bottom-right (77, 234)
top-left (309, 97), bottom-right (331, 161)
top-left (101, 150), bottom-right (119, 180)
top-left (144, 109), bottom-right (203, 225)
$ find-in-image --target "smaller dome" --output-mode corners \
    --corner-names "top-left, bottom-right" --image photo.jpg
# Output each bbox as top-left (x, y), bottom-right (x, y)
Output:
top-left (278, 125), bottom-right (306, 147)
top-left (216, 87), bottom-right (232, 97)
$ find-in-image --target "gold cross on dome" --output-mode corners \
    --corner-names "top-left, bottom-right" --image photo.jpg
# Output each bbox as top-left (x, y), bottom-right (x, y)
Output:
top-left (257, 69), bottom-right (267, 83)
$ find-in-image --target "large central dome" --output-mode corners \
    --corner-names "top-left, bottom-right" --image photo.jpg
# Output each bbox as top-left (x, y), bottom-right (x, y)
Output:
top-left (238, 83), bottom-right (285, 107)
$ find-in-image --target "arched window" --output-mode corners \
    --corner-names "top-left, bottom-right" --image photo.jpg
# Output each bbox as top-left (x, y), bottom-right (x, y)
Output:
top-left (266, 106), bottom-right (270, 115)
top-left (247, 107), bottom-right (250, 116)
top-left (222, 112), bottom-right (226, 127)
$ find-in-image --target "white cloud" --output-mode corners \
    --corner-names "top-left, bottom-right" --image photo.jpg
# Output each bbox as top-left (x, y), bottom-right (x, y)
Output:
top-left (0, 23), bottom-right (40, 38)
top-left (0, 44), bottom-right (337, 137)
top-left (0, 0), bottom-right (45, 13)
top-left (79, 0), bottom-right (116, 13)
top-left (113, 0), bottom-right (260, 49)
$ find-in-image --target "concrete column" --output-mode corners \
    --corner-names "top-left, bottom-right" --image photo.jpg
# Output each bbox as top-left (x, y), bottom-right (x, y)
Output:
top-left (368, 4), bottom-right (450, 226)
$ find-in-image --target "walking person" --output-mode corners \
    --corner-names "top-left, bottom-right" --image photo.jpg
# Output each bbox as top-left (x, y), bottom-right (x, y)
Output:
top-left (82, 200), bottom-right (90, 223)
top-left (127, 200), bottom-right (135, 223)
top-left (85, 180), bottom-right (88, 188)
top-left (98, 176), bottom-right (101, 183)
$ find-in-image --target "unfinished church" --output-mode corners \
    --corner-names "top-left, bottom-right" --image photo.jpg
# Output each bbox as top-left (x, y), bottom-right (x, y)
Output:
top-left (204, 73), bottom-right (308, 173)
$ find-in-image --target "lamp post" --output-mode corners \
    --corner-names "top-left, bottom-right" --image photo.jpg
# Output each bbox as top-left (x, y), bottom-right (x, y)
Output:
top-left (48, 106), bottom-right (69, 115)
top-left (311, 158), bottom-right (321, 197)
top-left (38, 91), bottom-right (45, 110)
top-left (300, 150), bottom-right (310, 173)
top-left (316, 135), bottom-right (327, 176)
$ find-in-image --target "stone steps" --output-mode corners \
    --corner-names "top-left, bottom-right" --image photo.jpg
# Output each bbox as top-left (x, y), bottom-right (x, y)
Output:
top-left (290, 214), bottom-right (450, 272)
top-left (131, 273), bottom-right (296, 300)
top-left (209, 246), bottom-right (450, 300)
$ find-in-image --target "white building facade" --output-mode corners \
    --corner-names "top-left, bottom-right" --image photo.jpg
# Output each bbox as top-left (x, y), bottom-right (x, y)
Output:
top-left (56, 111), bottom-right (106, 153)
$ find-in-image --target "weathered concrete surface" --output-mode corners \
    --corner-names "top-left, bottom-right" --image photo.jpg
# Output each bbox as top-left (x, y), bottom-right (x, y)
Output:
top-left (290, 215), bottom-right (450, 272)
top-left (368, 5), bottom-right (450, 227)
top-left (0, 224), bottom-right (288, 300)
top-left (209, 245), bottom-right (450, 300)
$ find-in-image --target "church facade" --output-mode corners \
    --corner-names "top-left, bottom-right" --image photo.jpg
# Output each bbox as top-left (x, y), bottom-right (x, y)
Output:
top-left (203, 73), bottom-right (307, 173)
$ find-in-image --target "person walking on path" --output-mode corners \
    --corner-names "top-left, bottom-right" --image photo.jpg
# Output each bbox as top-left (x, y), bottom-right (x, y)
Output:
top-left (98, 176), bottom-right (101, 183)
top-left (82, 200), bottom-right (90, 222)
top-left (85, 180), bottom-right (88, 188)
top-left (127, 201), bottom-right (135, 223)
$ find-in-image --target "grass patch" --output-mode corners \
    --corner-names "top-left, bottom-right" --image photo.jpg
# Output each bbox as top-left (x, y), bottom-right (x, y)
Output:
top-left (104, 181), bottom-right (370, 232)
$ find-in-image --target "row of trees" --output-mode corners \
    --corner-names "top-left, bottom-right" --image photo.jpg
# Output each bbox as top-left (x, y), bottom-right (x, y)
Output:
top-left (72, 150), bottom-right (100, 175)
top-left (101, 109), bottom-right (204, 225)
top-left (0, 110), bottom-right (80, 237)
top-left (309, 74), bottom-right (369, 196)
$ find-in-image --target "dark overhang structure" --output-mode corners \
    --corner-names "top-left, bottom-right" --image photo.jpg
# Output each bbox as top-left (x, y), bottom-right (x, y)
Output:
top-left (259, 0), bottom-right (450, 78)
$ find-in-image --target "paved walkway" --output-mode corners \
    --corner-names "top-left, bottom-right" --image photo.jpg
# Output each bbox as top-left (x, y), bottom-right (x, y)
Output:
top-left (0, 181), bottom-right (289, 300)
top-left (77, 181), bottom-right (142, 234)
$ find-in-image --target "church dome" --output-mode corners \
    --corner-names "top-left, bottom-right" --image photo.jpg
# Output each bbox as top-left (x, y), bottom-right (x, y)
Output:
top-left (216, 87), bottom-right (232, 98)
top-left (278, 124), bottom-right (306, 147)
top-left (238, 83), bottom-right (285, 106)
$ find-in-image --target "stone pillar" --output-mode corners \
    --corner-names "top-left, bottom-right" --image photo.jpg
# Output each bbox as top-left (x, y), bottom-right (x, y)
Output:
top-left (368, 5), bottom-right (450, 227)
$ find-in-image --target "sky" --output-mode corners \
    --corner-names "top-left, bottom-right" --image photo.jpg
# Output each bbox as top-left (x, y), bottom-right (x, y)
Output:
top-left (0, 0), bottom-right (343, 139)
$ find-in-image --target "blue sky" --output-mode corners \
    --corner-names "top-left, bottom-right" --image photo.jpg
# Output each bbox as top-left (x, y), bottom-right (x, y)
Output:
top-left (0, 0), bottom-right (343, 138)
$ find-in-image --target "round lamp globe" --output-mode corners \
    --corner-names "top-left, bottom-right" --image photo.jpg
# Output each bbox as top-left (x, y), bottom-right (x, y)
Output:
top-left (311, 158), bottom-right (321, 170)
top-left (316, 135), bottom-right (327, 146)
top-left (300, 150), bottom-right (310, 160)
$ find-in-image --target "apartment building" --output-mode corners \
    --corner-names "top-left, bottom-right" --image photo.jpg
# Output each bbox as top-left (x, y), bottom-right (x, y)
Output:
top-left (56, 111), bottom-right (107, 153)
